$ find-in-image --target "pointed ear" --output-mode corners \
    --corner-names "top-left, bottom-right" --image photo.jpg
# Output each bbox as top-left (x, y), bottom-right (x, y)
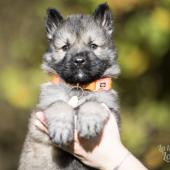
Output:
top-left (93, 3), bottom-right (113, 35)
top-left (46, 8), bottom-right (63, 40)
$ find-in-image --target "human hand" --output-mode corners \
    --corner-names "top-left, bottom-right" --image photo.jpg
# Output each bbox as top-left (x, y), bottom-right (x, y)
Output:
top-left (34, 106), bottom-right (128, 170)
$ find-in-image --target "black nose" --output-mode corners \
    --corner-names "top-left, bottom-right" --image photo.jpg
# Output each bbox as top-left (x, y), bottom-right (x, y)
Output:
top-left (74, 56), bottom-right (86, 66)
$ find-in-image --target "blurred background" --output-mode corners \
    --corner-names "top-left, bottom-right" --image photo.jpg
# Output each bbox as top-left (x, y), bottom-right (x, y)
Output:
top-left (0, 0), bottom-right (170, 169)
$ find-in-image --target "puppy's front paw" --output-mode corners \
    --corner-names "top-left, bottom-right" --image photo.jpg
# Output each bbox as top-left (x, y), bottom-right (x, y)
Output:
top-left (77, 114), bottom-right (103, 139)
top-left (44, 101), bottom-right (74, 145)
top-left (77, 102), bottom-right (109, 139)
top-left (48, 120), bottom-right (74, 145)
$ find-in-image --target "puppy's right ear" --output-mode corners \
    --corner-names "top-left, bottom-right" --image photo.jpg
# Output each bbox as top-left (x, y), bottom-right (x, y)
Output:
top-left (46, 8), bottom-right (63, 40)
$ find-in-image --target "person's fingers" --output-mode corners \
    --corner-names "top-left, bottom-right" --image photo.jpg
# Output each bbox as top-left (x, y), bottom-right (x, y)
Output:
top-left (72, 130), bottom-right (89, 156)
top-left (74, 130), bottom-right (79, 142)
top-left (106, 114), bottom-right (118, 129)
top-left (101, 103), bottom-right (110, 112)
top-left (34, 111), bottom-right (48, 134)
top-left (35, 111), bottom-right (48, 128)
top-left (34, 119), bottom-right (49, 134)
top-left (102, 113), bottom-right (120, 140)
top-left (100, 103), bottom-right (120, 138)
top-left (101, 103), bottom-right (118, 129)
top-left (73, 131), bottom-right (83, 153)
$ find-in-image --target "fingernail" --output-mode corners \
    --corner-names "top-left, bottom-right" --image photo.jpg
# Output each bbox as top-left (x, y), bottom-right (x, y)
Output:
top-left (35, 111), bottom-right (43, 118)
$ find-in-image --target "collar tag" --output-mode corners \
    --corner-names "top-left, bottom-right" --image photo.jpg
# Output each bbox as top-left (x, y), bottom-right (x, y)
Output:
top-left (95, 77), bottom-right (112, 91)
top-left (68, 96), bottom-right (79, 108)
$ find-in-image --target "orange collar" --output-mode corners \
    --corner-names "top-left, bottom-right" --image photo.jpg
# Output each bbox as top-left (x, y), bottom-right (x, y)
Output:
top-left (51, 75), bottom-right (112, 91)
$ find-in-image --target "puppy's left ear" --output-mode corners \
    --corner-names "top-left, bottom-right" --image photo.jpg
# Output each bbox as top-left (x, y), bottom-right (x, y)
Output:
top-left (93, 3), bottom-right (113, 35)
top-left (46, 8), bottom-right (64, 40)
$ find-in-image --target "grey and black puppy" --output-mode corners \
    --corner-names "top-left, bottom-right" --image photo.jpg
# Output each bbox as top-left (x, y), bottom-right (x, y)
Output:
top-left (18, 3), bottom-right (120, 170)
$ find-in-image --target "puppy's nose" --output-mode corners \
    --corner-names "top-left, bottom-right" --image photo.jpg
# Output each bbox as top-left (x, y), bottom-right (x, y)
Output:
top-left (74, 57), bottom-right (86, 66)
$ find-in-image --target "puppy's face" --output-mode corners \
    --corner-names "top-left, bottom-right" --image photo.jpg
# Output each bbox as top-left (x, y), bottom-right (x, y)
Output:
top-left (42, 3), bottom-right (120, 85)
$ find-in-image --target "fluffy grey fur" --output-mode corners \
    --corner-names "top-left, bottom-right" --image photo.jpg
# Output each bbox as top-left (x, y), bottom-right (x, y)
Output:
top-left (18, 3), bottom-right (120, 170)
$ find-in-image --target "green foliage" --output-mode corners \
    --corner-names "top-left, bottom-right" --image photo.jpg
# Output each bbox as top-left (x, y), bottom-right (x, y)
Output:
top-left (0, 0), bottom-right (170, 169)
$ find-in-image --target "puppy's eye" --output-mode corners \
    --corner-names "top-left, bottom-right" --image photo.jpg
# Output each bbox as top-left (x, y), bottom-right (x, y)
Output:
top-left (89, 43), bottom-right (98, 50)
top-left (62, 44), bottom-right (70, 51)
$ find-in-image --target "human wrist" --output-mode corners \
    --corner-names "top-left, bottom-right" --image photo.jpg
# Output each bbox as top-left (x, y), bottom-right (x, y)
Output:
top-left (99, 144), bottom-right (129, 170)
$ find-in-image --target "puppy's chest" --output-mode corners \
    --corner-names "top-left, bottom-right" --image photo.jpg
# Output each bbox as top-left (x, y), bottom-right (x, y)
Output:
top-left (38, 82), bottom-right (118, 111)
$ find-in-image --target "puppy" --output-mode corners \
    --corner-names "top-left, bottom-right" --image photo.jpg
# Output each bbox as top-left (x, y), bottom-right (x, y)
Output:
top-left (18, 3), bottom-right (120, 170)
